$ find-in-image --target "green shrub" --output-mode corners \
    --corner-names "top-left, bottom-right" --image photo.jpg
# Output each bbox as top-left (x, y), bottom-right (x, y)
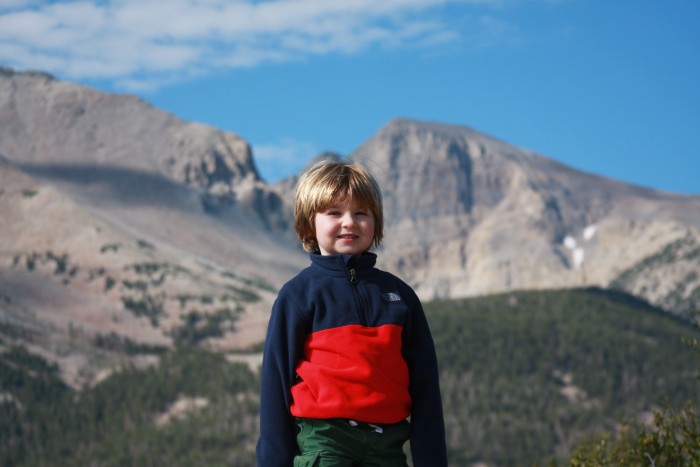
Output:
top-left (568, 331), bottom-right (700, 466)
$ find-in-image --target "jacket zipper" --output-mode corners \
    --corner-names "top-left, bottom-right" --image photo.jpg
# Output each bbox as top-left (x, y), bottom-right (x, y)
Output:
top-left (349, 268), bottom-right (368, 326)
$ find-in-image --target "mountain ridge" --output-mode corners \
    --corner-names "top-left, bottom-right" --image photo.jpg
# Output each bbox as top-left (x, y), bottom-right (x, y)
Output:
top-left (1, 68), bottom-right (699, 385)
top-left (343, 117), bottom-right (700, 306)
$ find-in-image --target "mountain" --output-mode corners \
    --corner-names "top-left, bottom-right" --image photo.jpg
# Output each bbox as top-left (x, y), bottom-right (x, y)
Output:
top-left (278, 118), bottom-right (700, 315)
top-left (348, 119), bottom-right (700, 314)
top-left (0, 68), bottom-right (306, 386)
top-left (1, 68), bottom-right (700, 385)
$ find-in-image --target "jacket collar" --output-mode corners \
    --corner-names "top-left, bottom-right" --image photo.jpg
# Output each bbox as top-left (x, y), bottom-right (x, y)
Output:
top-left (309, 251), bottom-right (377, 275)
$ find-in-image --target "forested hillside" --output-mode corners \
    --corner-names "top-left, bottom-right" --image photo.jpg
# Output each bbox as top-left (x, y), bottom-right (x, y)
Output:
top-left (1, 288), bottom-right (698, 466)
top-left (427, 288), bottom-right (699, 465)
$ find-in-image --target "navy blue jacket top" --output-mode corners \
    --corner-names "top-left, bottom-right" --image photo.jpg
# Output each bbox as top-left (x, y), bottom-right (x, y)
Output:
top-left (256, 252), bottom-right (447, 466)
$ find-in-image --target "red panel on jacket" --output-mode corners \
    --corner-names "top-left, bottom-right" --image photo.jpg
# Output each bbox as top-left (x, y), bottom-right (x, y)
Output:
top-left (290, 323), bottom-right (411, 424)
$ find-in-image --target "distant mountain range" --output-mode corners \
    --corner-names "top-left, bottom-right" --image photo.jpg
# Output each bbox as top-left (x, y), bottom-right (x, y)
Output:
top-left (1, 67), bottom-right (699, 385)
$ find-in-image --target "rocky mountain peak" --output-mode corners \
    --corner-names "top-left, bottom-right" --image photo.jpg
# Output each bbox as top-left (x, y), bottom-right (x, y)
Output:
top-left (351, 118), bottom-right (700, 313)
top-left (0, 68), bottom-right (260, 199)
top-left (1, 71), bottom-right (699, 387)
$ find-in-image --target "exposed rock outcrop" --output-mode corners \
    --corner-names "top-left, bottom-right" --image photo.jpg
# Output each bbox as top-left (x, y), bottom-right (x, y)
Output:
top-left (350, 118), bottom-right (700, 316)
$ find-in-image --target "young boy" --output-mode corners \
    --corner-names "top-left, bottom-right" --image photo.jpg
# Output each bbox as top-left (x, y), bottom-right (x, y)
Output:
top-left (256, 160), bottom-right (447, 466)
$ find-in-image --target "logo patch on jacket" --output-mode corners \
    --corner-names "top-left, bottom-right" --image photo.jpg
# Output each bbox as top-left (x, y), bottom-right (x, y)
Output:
top-left (381, 292), bottom-right (402, 302)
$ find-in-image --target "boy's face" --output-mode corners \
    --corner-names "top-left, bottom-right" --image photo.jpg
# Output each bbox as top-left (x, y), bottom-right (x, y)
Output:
top-left (314, 198), bottom-right (375, 256)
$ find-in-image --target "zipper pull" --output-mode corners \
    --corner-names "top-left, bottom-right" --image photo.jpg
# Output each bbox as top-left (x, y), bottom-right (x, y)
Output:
top-left (349, 268), bottom-right (357, 284)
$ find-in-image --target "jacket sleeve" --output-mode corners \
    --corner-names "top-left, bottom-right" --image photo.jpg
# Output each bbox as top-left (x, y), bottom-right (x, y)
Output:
top-left (403, 292), bottom-right (448, 467)
top-left (256, 288), bottom-right (307, 467)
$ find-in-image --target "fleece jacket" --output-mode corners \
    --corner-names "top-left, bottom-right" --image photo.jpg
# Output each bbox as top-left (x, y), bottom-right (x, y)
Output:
top-left (256, 252), bottom-right (447, 467)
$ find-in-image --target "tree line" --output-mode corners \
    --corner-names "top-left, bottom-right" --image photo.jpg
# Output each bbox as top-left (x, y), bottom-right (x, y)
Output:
top-left (1, 287), bottom-right (698, 466)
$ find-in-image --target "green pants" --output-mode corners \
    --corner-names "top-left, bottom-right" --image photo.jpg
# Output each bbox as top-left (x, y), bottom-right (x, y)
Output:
top-left (294, 418), bottom-right (410, 467)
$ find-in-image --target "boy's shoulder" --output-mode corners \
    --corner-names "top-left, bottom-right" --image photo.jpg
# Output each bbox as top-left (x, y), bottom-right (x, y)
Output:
top-left (371, 263), bottom-right (410, 283)
top-left (373, 268), bottom-right (419, 296)
top-left (279, 265), bottom-right (315, 289)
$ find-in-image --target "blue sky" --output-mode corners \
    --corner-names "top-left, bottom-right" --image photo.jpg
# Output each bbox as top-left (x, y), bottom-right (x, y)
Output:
top-left (1, 0), bottom-right (698, 194)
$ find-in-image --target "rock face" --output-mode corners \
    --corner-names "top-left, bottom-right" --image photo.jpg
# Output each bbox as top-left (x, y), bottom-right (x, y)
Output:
top-left (349, 119), bottom-right (700, 316)
top-left (1, 69), bottom-right (699, 385)
top-left (0, 68), bottom-right (306, 386)
top-left (0, 67), bottom-right (300, 263)
top-left (0, 69), bottom-right (252, 188)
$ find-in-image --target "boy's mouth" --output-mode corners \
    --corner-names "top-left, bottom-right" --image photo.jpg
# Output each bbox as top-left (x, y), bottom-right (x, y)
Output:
top-left (338, 234), bottom-right (357, 239)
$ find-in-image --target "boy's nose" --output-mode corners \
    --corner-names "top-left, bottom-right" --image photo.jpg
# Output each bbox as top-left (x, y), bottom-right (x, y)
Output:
top-left (341, 212), bottom-right (356, 227)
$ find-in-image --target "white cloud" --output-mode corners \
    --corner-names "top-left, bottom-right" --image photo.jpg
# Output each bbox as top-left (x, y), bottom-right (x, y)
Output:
top-left (0, 0), bottom-right (522, 90)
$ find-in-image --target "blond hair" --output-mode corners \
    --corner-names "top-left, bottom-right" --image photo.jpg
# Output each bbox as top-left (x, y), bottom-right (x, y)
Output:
top-left (294, 159), bottom-right (384, 253)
